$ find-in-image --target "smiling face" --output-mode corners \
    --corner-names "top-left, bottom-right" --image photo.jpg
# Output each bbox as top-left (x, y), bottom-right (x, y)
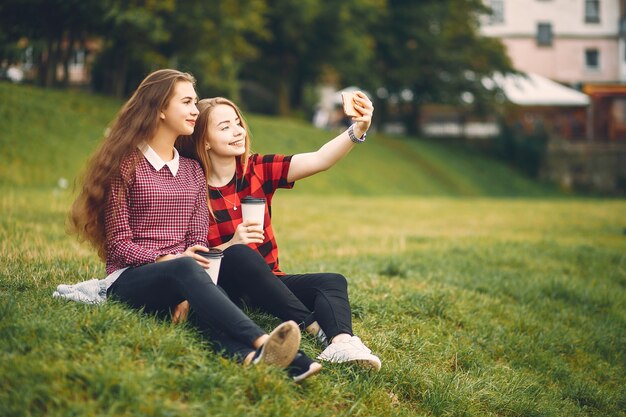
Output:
top-left (160, 81), bottom-right (199, 137)
top-left (205, 104), bottom-right (247, 157)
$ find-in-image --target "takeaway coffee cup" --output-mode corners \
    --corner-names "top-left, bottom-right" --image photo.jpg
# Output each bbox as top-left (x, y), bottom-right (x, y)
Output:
top-left (241, 196), bottom-right (266, 229)
top-left (197, 248), bottom-right (224, 285)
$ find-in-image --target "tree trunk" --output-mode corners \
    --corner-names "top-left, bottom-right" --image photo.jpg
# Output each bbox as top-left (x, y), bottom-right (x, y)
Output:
top-left (45, 37), bottom-right (62, 88)
top-left (405, 99), bottom-right (421, 136)
top-left (35, 45), bottom-right (47, 87)
top-left (112, 46), bottom-right (128, 98)
top-left (373, 97), bottom-right (388, 133)
top-left (61, 32), bottom-right (75, 88)
top-left (277, 77), bottom-right (291, 116)
top-left (38, 38), bottom-right (54, 87)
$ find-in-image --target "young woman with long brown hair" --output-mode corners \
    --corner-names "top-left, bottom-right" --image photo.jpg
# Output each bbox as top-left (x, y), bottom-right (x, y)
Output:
top-left (176, 94), bottom-right (381, 371)
top-left (69, 69), bottom-right (321, 381)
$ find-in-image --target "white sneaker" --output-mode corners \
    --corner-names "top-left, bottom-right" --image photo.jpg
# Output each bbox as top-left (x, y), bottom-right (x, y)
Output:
top-left (317, 336), bottom-right (381, 371)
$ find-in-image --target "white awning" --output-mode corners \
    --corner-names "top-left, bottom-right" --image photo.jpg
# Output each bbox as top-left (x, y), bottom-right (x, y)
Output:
top-left (490, 72), bottom-right (590, 106)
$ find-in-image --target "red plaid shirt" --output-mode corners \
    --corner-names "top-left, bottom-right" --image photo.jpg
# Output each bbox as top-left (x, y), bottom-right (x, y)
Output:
top-left (208, 154), bottom-right (294, 275)
top-left (105, 151), bottom-right (209, 274)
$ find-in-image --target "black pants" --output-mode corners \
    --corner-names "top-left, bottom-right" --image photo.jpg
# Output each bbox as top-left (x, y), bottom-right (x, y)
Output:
top-left (218, 245), bottom-right (353, 340)
top-left (107, 257), bottom-right (265, 361)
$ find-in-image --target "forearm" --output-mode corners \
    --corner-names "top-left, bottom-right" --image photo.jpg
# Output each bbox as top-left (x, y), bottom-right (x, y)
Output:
top-left (288, 128), bottom-right (355, 182)
top-left (108, 239), bottom-right (165, 268)
top-left (214, 241), bottom-right (233, 251)
top-left (288, 91), bottom-right (373, 182)
top-left (316, 129), bottom-right (356, 168)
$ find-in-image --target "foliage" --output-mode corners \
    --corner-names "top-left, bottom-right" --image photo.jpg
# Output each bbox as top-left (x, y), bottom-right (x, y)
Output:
top-left (0, 0), bottom-right (106, 86)
top-left (492, 120), bottom-right (549, 178)
top-left (0, 0), bottom-right (511, 127)
top-left (372, 0), bottom-right (513, 133)
top-left (163, 0), bottom-right (269, 100)
top-left (91, 0), bottom-right (175, 96)
top-left (240, 0), bottom-right (385, 114)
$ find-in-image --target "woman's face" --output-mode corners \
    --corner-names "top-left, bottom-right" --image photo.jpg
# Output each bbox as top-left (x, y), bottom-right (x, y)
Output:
top-left (160, 81), bottom-right (199, 137)
top-left (206, 104), bottom-right (246, 157)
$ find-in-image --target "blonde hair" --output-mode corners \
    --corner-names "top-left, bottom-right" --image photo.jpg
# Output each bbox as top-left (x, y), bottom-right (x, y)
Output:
top-left (70, 69), bottom-right (196, 259)
top-left (176, 97), bottom-right (252, 219)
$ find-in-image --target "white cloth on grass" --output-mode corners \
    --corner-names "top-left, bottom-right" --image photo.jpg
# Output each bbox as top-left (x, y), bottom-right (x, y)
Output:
top-left (53, 279), bottom-right (107, 304)
top-left (52, 268), bottom-right (127, 304)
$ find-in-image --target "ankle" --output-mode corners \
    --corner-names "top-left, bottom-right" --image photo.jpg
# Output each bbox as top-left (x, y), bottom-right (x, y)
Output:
top-left (243, 351), bottom-right (256, 366)
top-left (305, 321), bottom-right (321, 336)
top-left (252, 334), bottom-right (269, 350)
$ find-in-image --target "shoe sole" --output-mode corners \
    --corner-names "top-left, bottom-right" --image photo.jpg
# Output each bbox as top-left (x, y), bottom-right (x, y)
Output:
top-left (293, 362), bottom-right (323, 383)
top-left (317, 354), bottom-right (382, 372)
top-left (356, 357), bottom-right (382, 372)
top-left (259, 321), bottom-right (301, 368)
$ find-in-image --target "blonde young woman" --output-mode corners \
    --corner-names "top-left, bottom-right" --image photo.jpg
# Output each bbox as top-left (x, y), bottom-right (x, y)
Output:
top-left (176, 95), bottom-right (381, 370)
top-left (69, 69), bottom-right (320, 381)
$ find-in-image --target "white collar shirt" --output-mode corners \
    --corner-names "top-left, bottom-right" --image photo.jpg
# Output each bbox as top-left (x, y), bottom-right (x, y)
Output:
top-left (138, 142), bottom-right (180, 176)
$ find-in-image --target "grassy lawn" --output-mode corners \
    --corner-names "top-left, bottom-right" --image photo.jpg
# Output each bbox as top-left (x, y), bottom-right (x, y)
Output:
top-left (1, 82), bottom-right (625, 416)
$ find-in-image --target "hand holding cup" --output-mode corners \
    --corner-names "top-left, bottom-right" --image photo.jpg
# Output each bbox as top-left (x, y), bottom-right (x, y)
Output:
top-left (233, 220), bottom-right (264, 245)
top-left (197, 248), bottom-right (224, 284)
top-left (241, 196), bottom-right (266, 228)
top-left (182, 244), bottom-right (211, 269)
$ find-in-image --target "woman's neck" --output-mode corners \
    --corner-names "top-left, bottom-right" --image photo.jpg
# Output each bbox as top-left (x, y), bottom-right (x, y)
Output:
top-left (208, 154), bottom-right (237, 187)
top-left (147, 130), bottom-right (177, 162)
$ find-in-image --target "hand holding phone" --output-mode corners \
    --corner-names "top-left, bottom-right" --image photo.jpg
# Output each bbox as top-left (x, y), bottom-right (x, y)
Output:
top-left (341, 92), bottom-right (362, 117)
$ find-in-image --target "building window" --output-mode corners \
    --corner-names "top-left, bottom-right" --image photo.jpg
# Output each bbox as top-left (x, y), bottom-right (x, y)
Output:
top-left (585, 48), bottom-right (600, 70)
top-left (537, 23), bottom-right (553, 46)
top-left (488, 0), bottom-right (504, 24)
top-left (585, 0), bottom-right (600, 23)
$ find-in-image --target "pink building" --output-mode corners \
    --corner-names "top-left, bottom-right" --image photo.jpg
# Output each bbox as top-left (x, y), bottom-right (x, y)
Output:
top-left (482, 0), bottom-right (626, 141)
top-left (481, 0), bottom-right (626, 85)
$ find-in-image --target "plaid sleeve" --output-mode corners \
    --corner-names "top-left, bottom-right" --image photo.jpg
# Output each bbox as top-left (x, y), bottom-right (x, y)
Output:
top-left (185, 161), bottom-right (210, 249)
top-left (252, 154), bottom-right (295, 195)
top-left (104, 163), bottom-right (164, 268)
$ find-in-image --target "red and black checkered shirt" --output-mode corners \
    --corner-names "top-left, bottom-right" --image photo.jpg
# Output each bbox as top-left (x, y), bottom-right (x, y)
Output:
top-left (105, 153), bottom-right (210, 274)
top-left (208, 154), bottom-right (294, 275)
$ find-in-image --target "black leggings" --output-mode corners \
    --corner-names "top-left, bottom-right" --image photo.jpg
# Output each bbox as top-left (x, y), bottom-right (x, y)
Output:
top-left (107, 256), bottom-right (265, 361)
top-left (217, 245), bottom-right (353, 340)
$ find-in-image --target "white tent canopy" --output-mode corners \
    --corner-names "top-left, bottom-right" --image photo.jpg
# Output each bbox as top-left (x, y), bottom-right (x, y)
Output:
top-left (489, 72), bottom-right (590, 107)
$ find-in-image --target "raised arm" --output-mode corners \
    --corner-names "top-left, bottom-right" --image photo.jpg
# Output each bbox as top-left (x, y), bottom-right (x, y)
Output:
top-left (287, 91), bottom-right (373, 183)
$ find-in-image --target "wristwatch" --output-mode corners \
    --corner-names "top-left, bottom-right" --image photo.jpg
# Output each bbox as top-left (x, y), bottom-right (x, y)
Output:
top-left (348, 124), bottom-right (367, 144)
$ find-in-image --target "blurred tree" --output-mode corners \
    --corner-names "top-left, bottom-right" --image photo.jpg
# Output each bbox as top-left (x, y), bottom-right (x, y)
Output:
top-left (373, 0), bottom-right (512, 134)
top-left (1, 0), bottom-right (511, 126)
top-left (162, 0), bottom-right (268, 100)
top-left (0, 0), bottom-right (104, 87)
top-left (241, 0), bottom-right (384, 115)
top-left (92, 0), bottom-right (174, 97)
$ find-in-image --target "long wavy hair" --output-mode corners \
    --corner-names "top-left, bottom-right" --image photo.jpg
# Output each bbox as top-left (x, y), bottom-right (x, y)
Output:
top-left (70, 69), bottom-right (196, 259)
top-left (176, 97), bottom-right (252, 219)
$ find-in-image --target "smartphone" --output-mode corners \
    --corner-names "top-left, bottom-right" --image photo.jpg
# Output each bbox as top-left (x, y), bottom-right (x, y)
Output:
top-left (341, 92), bottom-right (361, 117)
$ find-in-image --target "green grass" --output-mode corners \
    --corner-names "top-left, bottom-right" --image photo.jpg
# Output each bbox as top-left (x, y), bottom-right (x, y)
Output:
top-left (1, 82), bottom-right (625, 416)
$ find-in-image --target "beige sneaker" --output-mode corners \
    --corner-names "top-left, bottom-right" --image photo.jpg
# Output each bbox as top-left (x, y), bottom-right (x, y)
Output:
top-left (252, 321), bottom-right (301, 368)
top-left (317, 336), bottom-right (381, 371)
